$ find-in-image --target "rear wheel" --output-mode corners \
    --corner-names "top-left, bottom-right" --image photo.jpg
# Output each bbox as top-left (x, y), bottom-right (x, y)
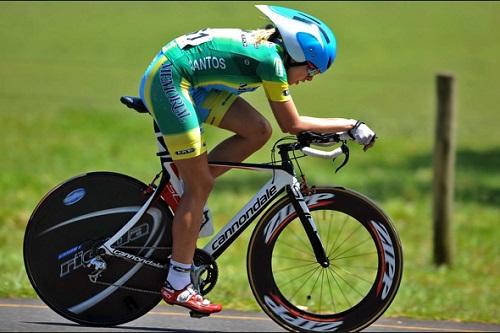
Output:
top-left (23, 172), bottom-right (172, 326)
top-left (248, 187), bottom-right (403, 332)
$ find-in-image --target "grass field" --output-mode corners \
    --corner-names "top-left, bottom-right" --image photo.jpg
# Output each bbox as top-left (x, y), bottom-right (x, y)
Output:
top-left (1, 1), bottom-right (499, 323)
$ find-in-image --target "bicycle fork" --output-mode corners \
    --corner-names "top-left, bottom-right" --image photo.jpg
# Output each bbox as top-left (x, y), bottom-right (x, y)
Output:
top-left (287, 178), bottom-right (330, 267)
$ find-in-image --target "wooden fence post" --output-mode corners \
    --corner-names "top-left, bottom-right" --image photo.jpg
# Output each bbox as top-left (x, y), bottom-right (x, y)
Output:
top-left (433, 73), bottom-right (457, 266)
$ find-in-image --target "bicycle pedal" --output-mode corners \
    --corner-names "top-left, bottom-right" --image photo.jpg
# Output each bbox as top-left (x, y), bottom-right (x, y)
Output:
top-left (189, 310), bottom-right (210, 318)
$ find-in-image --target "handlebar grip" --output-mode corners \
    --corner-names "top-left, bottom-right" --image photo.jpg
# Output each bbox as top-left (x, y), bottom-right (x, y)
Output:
top-left (301, 146), bottom-right (344, 159)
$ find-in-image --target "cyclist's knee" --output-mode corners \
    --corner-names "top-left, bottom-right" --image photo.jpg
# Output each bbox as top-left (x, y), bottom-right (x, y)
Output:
top-left (252, 117), bottom-right (272, 146)
top-left (175, 155), bottom-right (214, 199)
top-left (259, 118), bottom-right (273, 140)
top-left (183, 173), bottom-right (214, 198)
top-left (200, 174), bottom-right (215, 194)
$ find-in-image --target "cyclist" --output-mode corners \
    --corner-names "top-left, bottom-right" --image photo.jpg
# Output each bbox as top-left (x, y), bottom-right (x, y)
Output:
top-left (139, 5), bottom-right (376, 315)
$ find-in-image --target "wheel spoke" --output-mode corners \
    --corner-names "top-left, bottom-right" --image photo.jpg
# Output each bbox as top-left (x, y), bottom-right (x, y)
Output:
top-left (284, 266), bottom-right (322, 302)
top-left (329, 223), bottom-right (364, 258)
top-left (331, 236), bottom-right (373, 260)
top-left (329, 265), bottom-right (366, 299)
top-left (333, 251), bottom-right (378, 261)
top-left (325, 267), bottom-right (338, 313)
top-left (273, 255), bottom-right (315, 263)
top-left (327, 214), bottom-right (349, 257)
top-left (326, 266), bottom-right (352, 308)
top-left (273, 260), bottom-right (317, 274)
top-left (332, 264), bottom-right (375, 285)
top-left (274, 238), bottom-right (315, 261)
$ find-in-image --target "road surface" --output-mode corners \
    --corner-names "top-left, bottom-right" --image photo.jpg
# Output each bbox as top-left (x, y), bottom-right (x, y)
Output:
top-left (0, 298), bottom-right (498, 332)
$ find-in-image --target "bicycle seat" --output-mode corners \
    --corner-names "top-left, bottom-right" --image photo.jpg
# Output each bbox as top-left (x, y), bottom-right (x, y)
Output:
top-left (120, 96), bottom-right (149, 114)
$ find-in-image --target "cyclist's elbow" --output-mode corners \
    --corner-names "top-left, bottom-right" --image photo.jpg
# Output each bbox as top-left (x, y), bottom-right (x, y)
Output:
top-left (281, 123), bottom-right (306, 135)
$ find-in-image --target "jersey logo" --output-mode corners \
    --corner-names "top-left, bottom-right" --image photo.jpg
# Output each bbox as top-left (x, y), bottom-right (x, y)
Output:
top-left (175, 148), bottom-right (196, 155)
top-left (159, 62), bottom-right (191, 122)
top-left (274, 58), bottom-right (284, 78)
top-left (190, 56), bottom-right (227, 71)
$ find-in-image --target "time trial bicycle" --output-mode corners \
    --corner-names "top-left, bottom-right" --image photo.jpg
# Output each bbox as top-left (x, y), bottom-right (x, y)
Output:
top-left (23, 96), bottom-right (403, 332)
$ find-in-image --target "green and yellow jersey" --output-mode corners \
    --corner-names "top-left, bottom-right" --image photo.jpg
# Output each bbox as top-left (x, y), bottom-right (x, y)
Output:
top-left (162, 28), bottom-right (291, 102)
top-left (139, 28), bottom-right (290, 160)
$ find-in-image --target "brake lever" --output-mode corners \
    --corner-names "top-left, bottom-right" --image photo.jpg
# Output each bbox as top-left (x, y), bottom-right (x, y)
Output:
top-left (333, 142), bottom-right (350, 173)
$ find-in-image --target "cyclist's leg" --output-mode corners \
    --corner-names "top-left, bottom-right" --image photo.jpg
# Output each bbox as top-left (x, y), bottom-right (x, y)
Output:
top-left (193, 89), bottom-right (272, 178)
top-left (160, 154), bottom-right (221, 314)
top-left (140, 53), bottom-right (221, 313)
top-left (169, 154), bottom-right (213, 264)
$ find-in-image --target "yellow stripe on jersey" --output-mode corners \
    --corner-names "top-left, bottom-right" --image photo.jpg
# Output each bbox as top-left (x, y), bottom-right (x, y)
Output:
top-left (180, 78), bottom-right (193, 104)
top-left (202, 91), bottom-right (238, 127)
top-left (262, 80), bottom-right (291, 102)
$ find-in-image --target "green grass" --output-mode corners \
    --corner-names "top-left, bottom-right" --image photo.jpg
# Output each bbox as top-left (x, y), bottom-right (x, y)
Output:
top-left (1, 1), bottom-right (499, 323)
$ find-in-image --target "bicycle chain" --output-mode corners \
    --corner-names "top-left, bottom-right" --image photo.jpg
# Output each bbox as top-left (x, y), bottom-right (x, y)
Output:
top-left (87, 248), bottom-right (216, 296)
top-left (89, 277), bottom-right (161, 295)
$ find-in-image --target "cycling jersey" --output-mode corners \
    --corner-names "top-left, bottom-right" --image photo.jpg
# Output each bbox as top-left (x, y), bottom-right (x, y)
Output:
top-left (139, 28), bottom-right (290, 160)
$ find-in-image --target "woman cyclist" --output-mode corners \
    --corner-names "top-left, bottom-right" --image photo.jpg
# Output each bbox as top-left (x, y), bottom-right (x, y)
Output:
top-left (139, 5), bottom-right (376, 315)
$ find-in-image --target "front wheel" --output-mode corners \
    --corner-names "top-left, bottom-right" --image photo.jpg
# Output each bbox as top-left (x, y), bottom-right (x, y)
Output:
top-left (247, 187), bottom-right (403, 332)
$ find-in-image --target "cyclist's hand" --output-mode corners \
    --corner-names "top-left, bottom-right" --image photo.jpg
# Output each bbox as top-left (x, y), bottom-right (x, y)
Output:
top-left (363, 135), bottom-right (376, 151)
top-left (348, 121), bottom-right (376, 147)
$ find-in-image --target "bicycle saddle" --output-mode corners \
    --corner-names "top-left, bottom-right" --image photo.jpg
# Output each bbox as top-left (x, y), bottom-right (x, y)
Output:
top-left (120, 96), bottom-right (149, 114)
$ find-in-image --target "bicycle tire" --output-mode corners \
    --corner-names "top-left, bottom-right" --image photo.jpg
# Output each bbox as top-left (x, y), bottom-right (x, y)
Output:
top-left (24, 172), bottom-right (172, 326)
top-left (247, 187), bottom-right (403, 332)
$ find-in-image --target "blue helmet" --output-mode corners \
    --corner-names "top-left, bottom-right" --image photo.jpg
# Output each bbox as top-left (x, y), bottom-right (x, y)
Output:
top-left (256, 5), bottom-right (337, 73)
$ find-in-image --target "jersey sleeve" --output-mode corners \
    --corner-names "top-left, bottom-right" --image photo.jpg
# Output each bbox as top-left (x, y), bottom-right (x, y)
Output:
top-left (257, 53), bottom-right (291, 102)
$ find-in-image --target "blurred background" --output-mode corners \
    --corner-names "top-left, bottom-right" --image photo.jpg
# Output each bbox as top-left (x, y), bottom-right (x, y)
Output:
top-left (0, 1), bottom-right (498, 323)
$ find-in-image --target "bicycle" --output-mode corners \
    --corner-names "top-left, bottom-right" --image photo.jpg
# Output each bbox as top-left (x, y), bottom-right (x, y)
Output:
top-left (23, 96), bottom-right (403, 332)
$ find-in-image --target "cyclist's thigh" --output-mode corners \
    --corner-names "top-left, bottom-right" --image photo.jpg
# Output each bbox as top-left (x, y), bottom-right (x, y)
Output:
top-left (191, 88), bottom-right (237, 127)
top-left (141, 55), bottom-right (206, 160)
top-left (194, 89), bottom-right (270, 137)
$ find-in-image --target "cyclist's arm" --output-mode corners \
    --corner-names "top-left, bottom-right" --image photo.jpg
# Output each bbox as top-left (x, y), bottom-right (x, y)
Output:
top-left (268, 99), bottom-right (357, 134)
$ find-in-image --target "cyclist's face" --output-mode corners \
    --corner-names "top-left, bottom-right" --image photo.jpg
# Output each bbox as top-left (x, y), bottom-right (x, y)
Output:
top-left (287, 65), bottom-right (315, 85)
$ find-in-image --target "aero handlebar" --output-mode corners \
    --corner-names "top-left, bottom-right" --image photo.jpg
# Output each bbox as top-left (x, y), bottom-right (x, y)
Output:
top-left (300, 146), bottom-right (345, 159)
top-left (297, 131), bottom-right (352, 160)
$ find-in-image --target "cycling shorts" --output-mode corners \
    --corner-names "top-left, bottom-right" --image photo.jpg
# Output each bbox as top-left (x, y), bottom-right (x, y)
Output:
top-left (139, 51), bottom-right (237, 160)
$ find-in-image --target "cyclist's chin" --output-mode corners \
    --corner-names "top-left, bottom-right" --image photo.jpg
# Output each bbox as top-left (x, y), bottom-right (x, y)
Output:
top-left (291, 78), bottom-right (310, 85)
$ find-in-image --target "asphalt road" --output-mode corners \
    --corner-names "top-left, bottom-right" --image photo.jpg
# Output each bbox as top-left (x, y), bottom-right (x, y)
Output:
top-left (1, 298), bottom-right (499, 332)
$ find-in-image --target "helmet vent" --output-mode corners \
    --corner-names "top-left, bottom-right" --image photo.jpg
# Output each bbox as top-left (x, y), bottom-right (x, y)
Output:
top-left (293, 15), bottom-right (314, 25)
top-left (317, 27), bottom-right (331, 43)
top-left (327, 57), bottom-right (333, 69)
top-left (298, 13), bottom-right (322, 25)
top-left (292, 15), bottom-right (330, 43)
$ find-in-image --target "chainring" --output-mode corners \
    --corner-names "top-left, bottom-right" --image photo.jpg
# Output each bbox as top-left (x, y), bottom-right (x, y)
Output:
top-left (192, 248), bottom-right (218, 295)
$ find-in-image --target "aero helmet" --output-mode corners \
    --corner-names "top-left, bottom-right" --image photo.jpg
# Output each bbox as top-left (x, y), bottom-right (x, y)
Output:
top-left (256, 5), bottom-right (337, 73)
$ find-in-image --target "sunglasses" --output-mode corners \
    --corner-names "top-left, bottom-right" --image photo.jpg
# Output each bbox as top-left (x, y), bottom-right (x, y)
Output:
top-left (306, 62), bottom-right (320, 77)
top-left (288, 61), bottom-right (320, 77)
